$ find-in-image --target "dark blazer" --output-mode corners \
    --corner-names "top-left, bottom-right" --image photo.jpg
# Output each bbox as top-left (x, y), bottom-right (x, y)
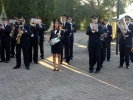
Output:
top-left (29, 25), bottom-right (39, 43)
top-left (86, 25), bottom-right (104, 48)
top-left (14, 25), bottom-right (31, 47)
top-left (36, 24), bottom-right (46, 41)
top-left (50, 30), bottom-right (64, 49)
top-left (70, 22), bottom-right (76, 42)
top-left (118, 23), bottom-right (133, 47)
top-left (106, 25), bottom-right (112, 43)
top-left (62, 22), bottom-right (71, 43)
top-left (0, 24), bottom-right (11, 42)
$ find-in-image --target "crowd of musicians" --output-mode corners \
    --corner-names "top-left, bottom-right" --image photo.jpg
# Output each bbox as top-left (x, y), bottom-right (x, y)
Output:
top-left (0, 14), bottom-right (76, 70)
top-left (0, 14), bottom-right (133, 73)
top-left (87, 15), bottom-right (133, 73)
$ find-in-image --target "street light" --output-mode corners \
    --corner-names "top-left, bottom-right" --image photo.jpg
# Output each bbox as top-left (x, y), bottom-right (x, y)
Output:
top-left (116, 0), bottom-right (120, 55)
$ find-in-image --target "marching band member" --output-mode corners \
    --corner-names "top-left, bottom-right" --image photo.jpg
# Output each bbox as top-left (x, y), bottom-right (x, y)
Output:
top-left (36, 17), bottom-right (46, 59)
top-left (0, 18), bottom-right (12, 63)
top-left (67, 16), bottom-right (76, 60)
top-left (118, 15), bottom-right (133, 69)
top-left (49, 19), bottom-right (64, 71)
top-left (100, 21), bottom-right (107, 67)
top-left (103, 19), bottom-right (112, 61)
top-left (13, 17), bottom-right (31, 70)
top-left (86, 15), bottom-right (103, 73)
top-left (61, 14), bottom-right (71, 65)
top-left (29, 17), bottom-right (39, 64)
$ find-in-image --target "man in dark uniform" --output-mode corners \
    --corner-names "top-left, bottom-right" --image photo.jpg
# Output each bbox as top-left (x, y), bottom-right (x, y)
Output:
top-left (86, 15), bottom-right (103, 73)
top-left (29, 17), bottom-right (40, 64)
top-left (13, 17), bottom-right (31, 70)
top-left (67, 16), bottom-right (76, 60)
top-left (0, 18), bottom-right (12, 63)
top-left (61, 14), bottom-right (71, 64)
top-left (118, 15), bottom-right (133, 69)
top-left (130, 36), bottom-right (133, 62)
top-left (100, 21), bottom-right (107, 67)
top-left (103, 19), bottom-right (112, 61)
top-left (36, 17), bottom-right (46, 59)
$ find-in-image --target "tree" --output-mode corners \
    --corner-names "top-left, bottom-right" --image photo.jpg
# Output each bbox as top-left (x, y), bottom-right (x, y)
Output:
top-left (2, 0), bottom-right (133, 30)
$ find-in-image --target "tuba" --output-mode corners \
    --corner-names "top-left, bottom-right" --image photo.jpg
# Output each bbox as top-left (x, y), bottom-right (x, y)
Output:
top-left (117, 17), bottom-right (130, 38)
top-left (16, 25), bottom-right (22, 44)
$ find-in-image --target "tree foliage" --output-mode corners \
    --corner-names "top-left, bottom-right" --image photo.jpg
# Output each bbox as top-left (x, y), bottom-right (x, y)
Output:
top-left (0, 0), bottom-right (133, 30)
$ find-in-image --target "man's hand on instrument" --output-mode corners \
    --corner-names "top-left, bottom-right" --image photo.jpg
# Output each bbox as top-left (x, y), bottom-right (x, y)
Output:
top-left (57, 33), bottom-right (61, 37)
top-left (121, 29), bottom-right (127, 34)
top-left (93, 26), bottom-right (98, 32)
top-left (62, 29), bottom-right (65, 32)
top-left (20, 30), bottom-right (24, 34)
top-left (1, 26), bottom-right (5, 30)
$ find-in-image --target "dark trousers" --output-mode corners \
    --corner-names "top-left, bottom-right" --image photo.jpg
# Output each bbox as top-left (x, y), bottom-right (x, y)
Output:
top-left (105, 40), bottom-right (111, 60)
top-left (101, 41), bottom-right (106, 65)
top-left (70, 40), bottom-right (74, 58)
top-left (89, 46), bottom-right (101, 71)
top-left (29, 38), bottom-right (38, 63)
top-left (10, 38), bottom-right (16, 56)
top-left (119, 43), bottom-right (130, 66)
top-left (16, 44), bottom-right (30, 68)
top-left (1, 40), bottom-right (10, 61)
top-left (64, 43), bottom-right (70, 62)
top-left (39, 40), bottom-right (44, 58)
top-left (130, 51), bottom-right (133, 61)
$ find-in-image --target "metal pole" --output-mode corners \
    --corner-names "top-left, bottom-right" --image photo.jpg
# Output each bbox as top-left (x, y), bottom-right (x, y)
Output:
top-left (116, 0), bottom-right (120, 55)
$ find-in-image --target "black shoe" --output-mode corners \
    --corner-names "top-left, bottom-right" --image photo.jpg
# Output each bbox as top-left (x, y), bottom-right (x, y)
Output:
top-left (126, 66), bottom-right (130, 69)
top-left (5, 60), bottom-right (10, 63)
top-left (13, 66), bottom-right (20, 69)
top-left (26, 67), bottom-right (30, 70)
top-left (34, 62), bottom-right (38, 64)
top-left (118, 65), bottom-right (123, 68)
top-left (89, 70), bottom-right (93, 73)
top-left (107, 59), bottom-right (110, 61)
top-left (10, 55), bottom-right (14, 58)
top-left (66, 61), bottom-right (70, 65)
top-left (70, 57), bottom-right (73, 60)
top-left (95, 70), bottom-right (100, 73)
top-left (41, 57), bottom-right (44, 59)
top-left (0, 60), bottom-right (5, 62)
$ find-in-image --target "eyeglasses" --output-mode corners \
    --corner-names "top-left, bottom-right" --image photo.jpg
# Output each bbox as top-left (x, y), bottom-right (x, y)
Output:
top-left (68, 19), bottom-right (72, 20)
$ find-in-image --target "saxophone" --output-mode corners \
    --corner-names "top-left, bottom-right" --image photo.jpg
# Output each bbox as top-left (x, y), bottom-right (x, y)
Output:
top-left (10, 24), bottom-right (15, 37)
top-left (16, 25), bottom-right (22, 44)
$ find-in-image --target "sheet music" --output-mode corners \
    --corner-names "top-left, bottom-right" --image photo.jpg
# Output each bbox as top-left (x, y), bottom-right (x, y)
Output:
top-left (30, 18), bottom-right (38, 23)
top-left (90, 23), bottom-right (98, 29)
top-left (9, 20), bottom-right (16, 24)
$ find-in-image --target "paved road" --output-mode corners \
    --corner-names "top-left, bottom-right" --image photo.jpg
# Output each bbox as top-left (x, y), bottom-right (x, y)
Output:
top-left (0, 31), bottom-right (133, 100)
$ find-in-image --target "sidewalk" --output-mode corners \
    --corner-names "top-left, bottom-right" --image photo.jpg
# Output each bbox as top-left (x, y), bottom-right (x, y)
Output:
top-left (0, 31), bottom-right (133, 100)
